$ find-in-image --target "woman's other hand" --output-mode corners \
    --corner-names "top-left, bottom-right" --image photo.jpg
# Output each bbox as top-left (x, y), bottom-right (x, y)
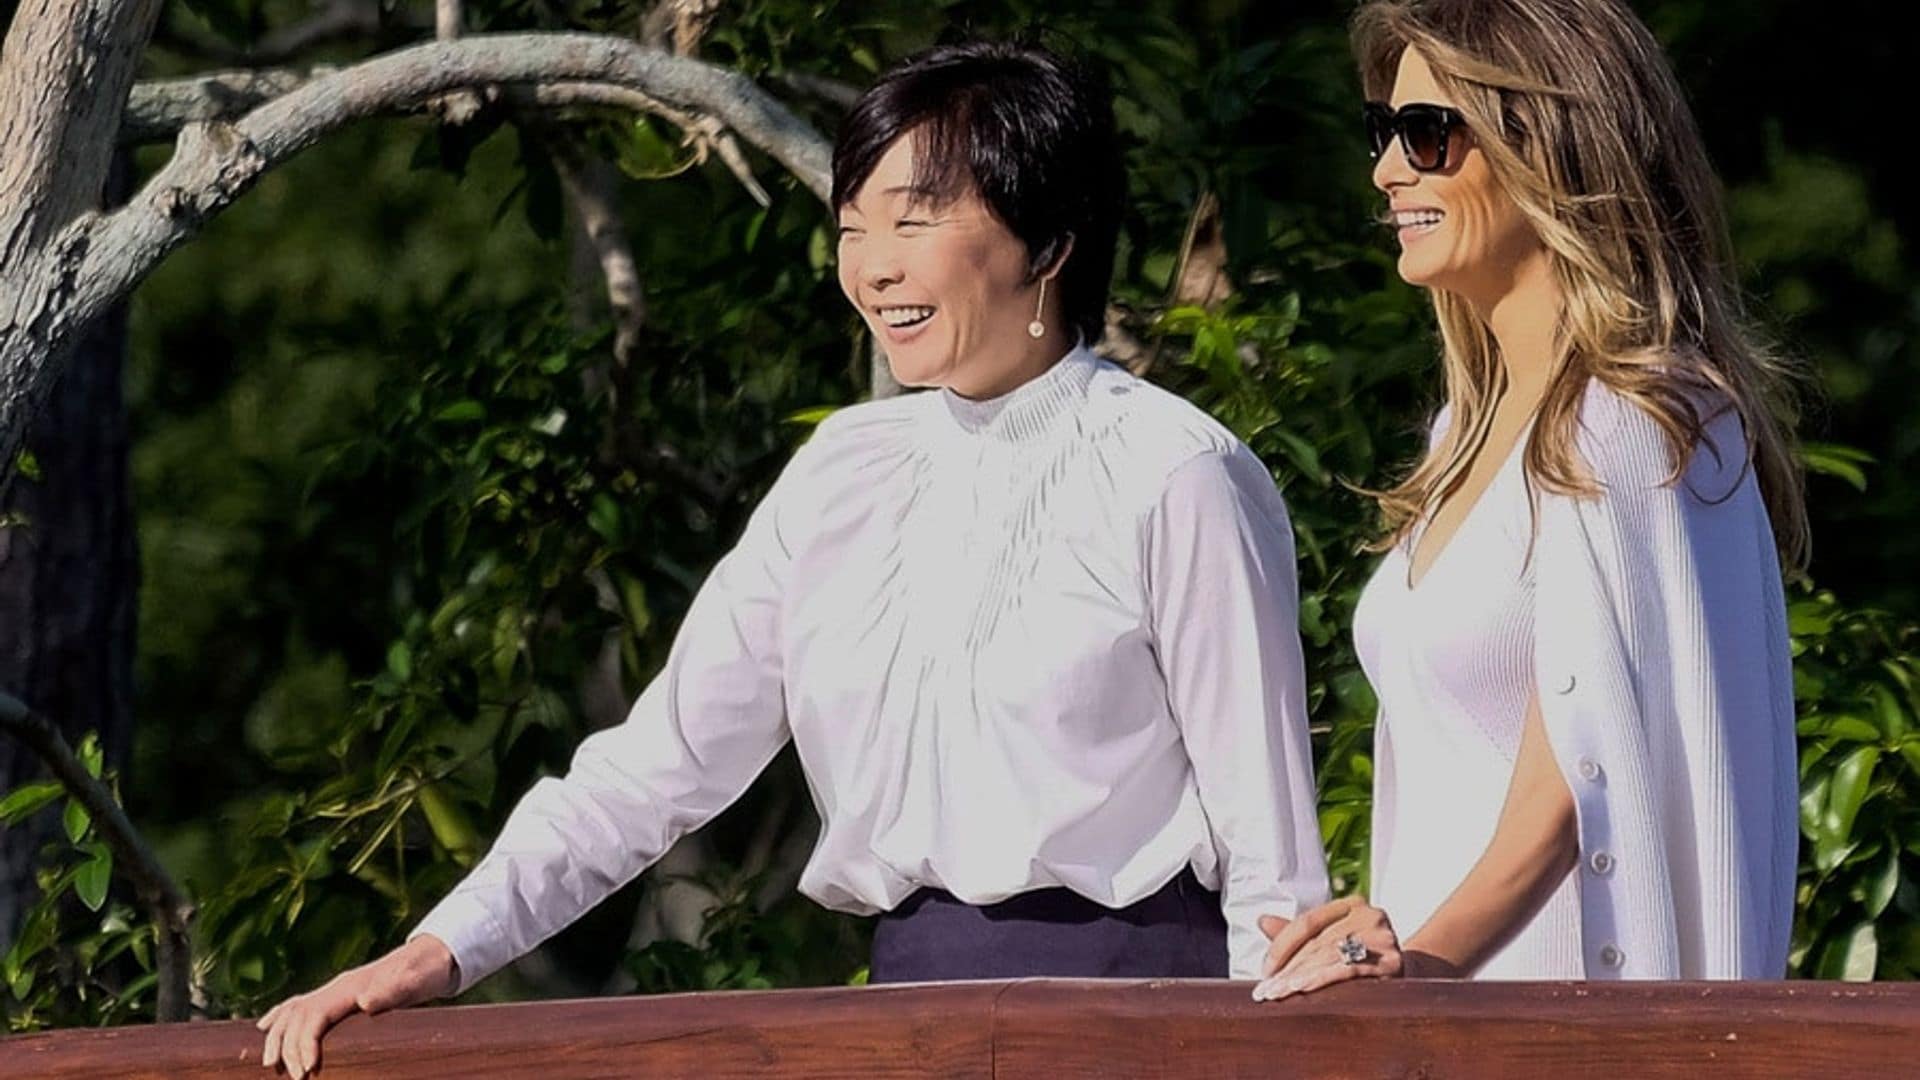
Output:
top-left (1252, 896), bottom-right (1427, 1001)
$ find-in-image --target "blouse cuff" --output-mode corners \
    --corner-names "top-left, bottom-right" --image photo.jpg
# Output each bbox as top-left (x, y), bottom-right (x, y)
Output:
top-left (409, 892), bottom-right (515, 997)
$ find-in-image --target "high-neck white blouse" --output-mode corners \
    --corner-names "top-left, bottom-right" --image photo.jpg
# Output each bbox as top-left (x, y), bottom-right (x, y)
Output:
top-left (414, 345), bottom-right (1329, 986)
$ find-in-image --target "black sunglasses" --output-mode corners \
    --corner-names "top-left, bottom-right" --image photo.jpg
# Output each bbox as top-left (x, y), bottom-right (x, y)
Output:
top-left (1364, 102), bottom-right (1467, 172)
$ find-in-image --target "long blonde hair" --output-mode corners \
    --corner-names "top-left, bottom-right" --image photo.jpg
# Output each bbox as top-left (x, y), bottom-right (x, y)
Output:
top-left (1352, 0), bottom-right (1809, 570)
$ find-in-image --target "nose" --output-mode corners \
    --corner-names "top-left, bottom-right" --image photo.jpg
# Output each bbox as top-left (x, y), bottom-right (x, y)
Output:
top-left (858, 235), bottom-right (905, 293)
top-left (1372, 134), bottom-right (1418, 194)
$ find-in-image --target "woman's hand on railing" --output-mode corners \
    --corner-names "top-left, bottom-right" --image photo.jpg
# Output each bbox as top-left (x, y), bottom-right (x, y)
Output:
top-left (1250, 896), bottom-right (1414, 1001)
top-left (257, 933), bottom-right (458, 1079)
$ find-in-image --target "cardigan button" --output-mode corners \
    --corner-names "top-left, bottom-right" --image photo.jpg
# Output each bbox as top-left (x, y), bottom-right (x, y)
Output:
top-left (1576, 757), bottom-right (1603, 782)
top-left (1598, 944), bottom-right (1625, 969)
top-left (1588, 850), bottom-right (1615, 876)
top-left (1554, 674), bottom-right (1577, 695)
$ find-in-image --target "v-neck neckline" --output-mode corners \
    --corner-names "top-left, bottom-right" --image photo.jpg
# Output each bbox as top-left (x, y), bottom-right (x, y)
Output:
top-left (1403, 426), bottom-right (1531, 592)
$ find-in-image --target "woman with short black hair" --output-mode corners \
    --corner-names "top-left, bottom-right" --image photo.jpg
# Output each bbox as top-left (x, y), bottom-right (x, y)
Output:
top-left (262, 41), bottom-right (1327, 1079)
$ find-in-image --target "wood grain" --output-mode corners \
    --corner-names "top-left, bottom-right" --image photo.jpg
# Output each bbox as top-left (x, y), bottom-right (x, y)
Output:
top-left (7, 979), bottom-right (1917, 1079)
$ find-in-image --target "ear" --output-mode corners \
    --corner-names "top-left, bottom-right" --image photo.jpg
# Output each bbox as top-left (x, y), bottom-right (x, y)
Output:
top-left (1031, 232), bottom-right (1076, 282)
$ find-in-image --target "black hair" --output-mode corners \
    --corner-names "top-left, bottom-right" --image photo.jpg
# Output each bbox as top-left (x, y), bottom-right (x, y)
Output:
top-left (830, 40), bottom-right (1124, 345)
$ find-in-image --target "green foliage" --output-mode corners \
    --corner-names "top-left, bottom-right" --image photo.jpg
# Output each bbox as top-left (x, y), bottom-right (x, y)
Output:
top-left (3, 736), bottom-right (159, 1031)
top-left (623, 869), bottom-right (870, 993)
top-left (1788, 590), bottom-right (1920, 979)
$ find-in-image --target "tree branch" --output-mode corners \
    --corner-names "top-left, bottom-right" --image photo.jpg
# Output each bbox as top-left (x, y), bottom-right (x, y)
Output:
top-left (773, 70), bottom-right (860, 111)
top-left (121, 67), bottom-right (329, 144)
top-left (539, 128), bottom-right (646, 370)
top-left (68, 32), bottom-right (829, 397)
top-left (0, 691), bottom-right (193, 1022)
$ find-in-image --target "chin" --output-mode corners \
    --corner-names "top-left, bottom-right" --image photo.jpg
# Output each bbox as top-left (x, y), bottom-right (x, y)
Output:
top-left (1394, 243), bottom-right (1442, 285)
top-left (882, 349), bottom-right (951, 390)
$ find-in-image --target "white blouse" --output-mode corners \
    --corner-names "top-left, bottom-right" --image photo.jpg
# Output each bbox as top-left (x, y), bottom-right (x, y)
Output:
top-left (413, 346), bottom-right (1330, 986)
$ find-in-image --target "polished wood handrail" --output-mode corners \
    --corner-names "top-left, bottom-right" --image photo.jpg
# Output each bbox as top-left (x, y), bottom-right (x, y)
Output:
top-left (8, 979), bottom-right (1919, 1078)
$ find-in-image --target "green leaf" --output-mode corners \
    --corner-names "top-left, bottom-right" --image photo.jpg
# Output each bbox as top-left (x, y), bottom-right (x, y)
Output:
top-left (1800, 713), bottom-right (1881, 743)
top-left (587, 493), bottom-right (624, 545)
top-left (1866, 847), bottom-right (1901, 918)
top-left (434, 400), bottom-right (486, 423)
top-left (78, 732), bottom-right (103, 779)
top-left (1870, 683), bottom-right (1912, 739)
top-left (1825, 745), bottom-right (1881, 841)
top-left (74, 846), bottom-right (112, 912)
top-left (417, 783), bottom-right (481, 862)
top-left (0, 781), bottom-right (64, 825)
top-left (785, 405), bottom-right (840, 428)
top-left (615, 116), bottom-right (699, 181)
top-left (1817, 920), bottom-right (1878, 981)
top-left (1799, 441), bottom-right (1874, 492)
top-left (63, 798), bottom-right (91, 844)
top-left (386, 640), bottom-right (413, 682)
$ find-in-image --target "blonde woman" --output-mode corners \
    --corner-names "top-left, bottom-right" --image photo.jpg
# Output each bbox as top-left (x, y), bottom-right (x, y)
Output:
top-left (1254, 0), bottom-right (1806, 998)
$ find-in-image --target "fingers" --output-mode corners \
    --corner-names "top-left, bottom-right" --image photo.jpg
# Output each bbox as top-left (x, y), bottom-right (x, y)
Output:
top-left (1260, 896), bottom-right (1359, 977)
top-left (1287, 912), bottom-right (1400, 976)
top-left (260, 979), bottom-right (364, 1078)
top-left (294, 1006), bottom-right (329, 1080)
top-left (261, 1006), bottom-right (288, 1070)
top-left (1252, 921), bottom-right (1405, 1002)
top-left (1257, 914), bottom-right (1289, 940)
top-left (1252, 955), bottom-right (1398, 1001)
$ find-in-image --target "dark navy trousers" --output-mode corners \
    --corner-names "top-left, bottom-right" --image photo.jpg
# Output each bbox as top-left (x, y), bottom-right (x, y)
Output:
top-left (867, 868), bottom-right (1229, 983)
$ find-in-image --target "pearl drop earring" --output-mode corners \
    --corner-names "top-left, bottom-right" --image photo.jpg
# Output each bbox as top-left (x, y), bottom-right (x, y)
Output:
top-left (1028, 277), bottom-right (1047, 339)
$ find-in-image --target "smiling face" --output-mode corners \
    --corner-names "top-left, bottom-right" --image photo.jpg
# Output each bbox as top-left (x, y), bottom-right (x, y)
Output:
top-left (1374, 48), bottom-right (1544, 307)
top-left (835, 133), bottom-right (1066, 397)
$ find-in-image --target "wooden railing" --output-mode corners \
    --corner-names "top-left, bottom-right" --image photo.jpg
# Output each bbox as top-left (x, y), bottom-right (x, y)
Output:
top-left (9, 979), bottom-right (1920, 1078)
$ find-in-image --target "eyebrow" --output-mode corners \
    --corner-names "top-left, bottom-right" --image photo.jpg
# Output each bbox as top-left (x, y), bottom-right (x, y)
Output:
top-left (880, 184), bottom-right (953, 203)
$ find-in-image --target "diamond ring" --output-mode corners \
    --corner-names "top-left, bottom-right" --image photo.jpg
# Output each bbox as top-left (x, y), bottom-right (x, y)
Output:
top-left (1336, 933), bottom-right (1368, 966)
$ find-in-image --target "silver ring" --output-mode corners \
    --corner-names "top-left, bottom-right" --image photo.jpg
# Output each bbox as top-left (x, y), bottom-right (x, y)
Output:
top-left (1336, 933), bottom-right (1368, 966)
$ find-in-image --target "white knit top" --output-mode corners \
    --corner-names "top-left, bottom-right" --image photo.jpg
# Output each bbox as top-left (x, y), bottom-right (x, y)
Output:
top-left (1360, 383), bottom-right (1796, 979)
top-left (413, 346), bottom-right (1330, 988)
top-left (1356, 426), bottom-right (1585, 979)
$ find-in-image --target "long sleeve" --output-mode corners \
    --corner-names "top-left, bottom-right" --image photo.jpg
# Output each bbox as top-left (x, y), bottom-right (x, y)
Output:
top-left (1533, 390), bottom-right (1797, 978)
top-left (1145, 448), bottom-right (1331, 979)
top-left (411, 446), bottom-right (813, 994)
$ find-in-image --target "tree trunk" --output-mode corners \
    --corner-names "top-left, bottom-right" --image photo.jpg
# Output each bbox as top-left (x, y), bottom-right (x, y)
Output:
top-left (0, 156), bottom-right (137, 942)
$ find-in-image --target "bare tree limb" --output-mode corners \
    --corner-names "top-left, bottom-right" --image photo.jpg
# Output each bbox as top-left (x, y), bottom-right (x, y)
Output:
top-left (541, 130), bottom-right (646, 370)
top-left (95, 33), bottom-right (831, 304)
top-left (436, 0), bottom-right (462, 41)
top-left (512, 82), bottom-right (770, 205)
top-left (0, 691), bottom-right (193, 1022)
top-left (773, 70), bottom-right (859, 111)
top-left (122, 67), bottom-right (329, 144)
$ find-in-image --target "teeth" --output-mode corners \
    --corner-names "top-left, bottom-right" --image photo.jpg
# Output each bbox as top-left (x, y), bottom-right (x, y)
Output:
top-left (879, 305), bottom-right (935, 327)
top-left (1395, 209), bottom-right (1445, 228)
